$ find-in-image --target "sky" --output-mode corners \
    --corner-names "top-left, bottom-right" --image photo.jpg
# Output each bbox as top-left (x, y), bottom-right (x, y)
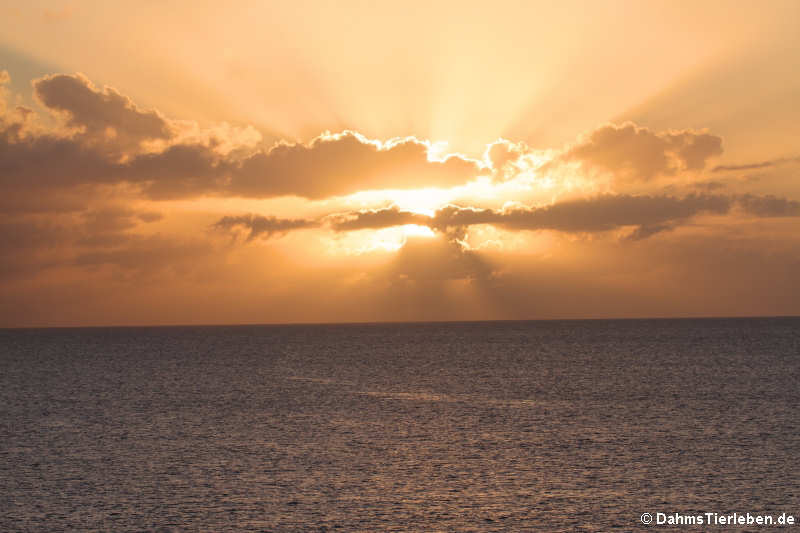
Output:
top-left (0, 0), bottom-right (799, 327)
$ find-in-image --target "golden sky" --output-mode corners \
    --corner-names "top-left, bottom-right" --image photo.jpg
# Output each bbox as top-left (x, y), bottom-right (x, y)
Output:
top-left (1, 0), bottom-right (799, 326)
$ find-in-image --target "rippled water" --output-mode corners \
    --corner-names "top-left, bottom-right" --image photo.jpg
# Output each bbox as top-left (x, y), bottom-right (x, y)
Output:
top-left (1, 318), bottom-right (799, 531)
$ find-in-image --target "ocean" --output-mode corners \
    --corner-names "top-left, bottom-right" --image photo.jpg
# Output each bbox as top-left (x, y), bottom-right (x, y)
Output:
top-left (1, 318), bottom-right (798, 531)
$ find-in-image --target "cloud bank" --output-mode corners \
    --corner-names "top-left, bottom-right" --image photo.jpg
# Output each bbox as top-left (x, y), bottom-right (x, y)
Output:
top-left (2, 70), bottom-right (800, 326)
top-left (553, 122), bottom-right (723, 181)
top-left (218, 192), bottom-right (800, 244)
top-left (2, 74), bottom-right (484, 202)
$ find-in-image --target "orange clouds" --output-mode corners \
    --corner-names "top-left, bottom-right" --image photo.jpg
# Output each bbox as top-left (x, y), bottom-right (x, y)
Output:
top-left (429, 194), bottom-right (731, 236)
top-left (2, 74), bottom-right (484, 202)
top-left (0, 71), bottom-right (750, 217)
top-left (33, 73), bottom-right (173, 153)
top-left (1, 69), bottom-right (799, 326)
top-left (329, 206), bottom-right (431, 232)
top-left (554, 122), bottom-right (723, 181)
top-left (213, 214), bottom-right (318, 241)
top-left (217, 193), bottom-right (800, 245)
top-left (232, 132), bottom-right (483, 199)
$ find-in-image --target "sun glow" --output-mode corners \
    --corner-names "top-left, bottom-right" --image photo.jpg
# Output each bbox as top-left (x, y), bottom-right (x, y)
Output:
top-left (343, 187), bottom-right (454, 216)
top-left (359, 224), bottom-right (436, 254)
top-left (323, 223), bottom-right (435, 256)
top-left (400, 224), bottom-right (435, 238)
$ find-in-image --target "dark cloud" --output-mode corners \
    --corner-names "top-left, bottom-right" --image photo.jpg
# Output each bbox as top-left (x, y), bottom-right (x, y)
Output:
top-left (80, 206), bottom-right (161, 230)
top-left (7, 72), bottom-right (795, 222)
top-left (556, 122), bottom-right (723, 180)
top-left (72, 234), bottom-right (211, 275)
top-left (737, 194), bottom-right (800, 217)
top-left (0, 70), bottom-right (9, 116)
top-left (469, 233), bottom-right (800, 321)
top-left (0, 125), bottom-right (116, 187)
top-left (692, 180), bottom-right (727, 192)
top-left (229, 132), bottom-right (482, 199)
top-left (213, 214), bottom-right (318, 241)
top-left (33, 73), bottom-right (173, 150)
top-left (622, 223), bottom-right (675, 241)
top-left (360, 236), bottom-right (496, 322)
top-left (0, 184), bottom-right (94, 214)
top-left (0, 218), bottom-right (66, 255)
top-left (380, 236), bottom-right (494, 285)
top-left (713, 161), bottom-right (775, 172)
top-left (294, 193), bottom-right (800, 242)
top-left (329, 206), bottom-right (430, 232)
top-left (712, 157), bottom-right (800, 173)
top-left (74, 207), bottom-right (163, 246)
top-left (432, 194), bottom-right (732, 233)
top-left (0, 217), bottom-right (70, 280)
top-left (118, 143), bottom-right (228, 198)
top-left (3, 73), bottom-right (484, 201)
top-left (0, 205), bottom-right (168, 281)
top-left (114, 132), bottom-right (482, 199)
top-left (117, 132), bottom-right (483, 200)
top-left (3, 69), bottom-right (800, 326)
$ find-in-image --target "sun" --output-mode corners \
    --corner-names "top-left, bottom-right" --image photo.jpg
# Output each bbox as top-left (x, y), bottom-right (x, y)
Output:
top-left (390, 189), bottom-right (451, 216)
top-left (343, 187), bottom-right (453, 216)
top-left (400, 224), bottom-right (435, 238)
top-left (323, 223), bottom-right (435, 256)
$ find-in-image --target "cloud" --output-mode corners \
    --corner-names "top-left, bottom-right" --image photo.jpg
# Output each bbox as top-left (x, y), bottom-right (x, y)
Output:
top-left (712, 161), bottom-right (775, 172)
top-left (356, 235), bottom-right (496, 322)
top-left (0, 70), bottom-right (11, 115)
top-left (440, 193), bottom-right (800, 236)
top-left (213, 214), bottom-right (318, 241)
top-left (229, 131), bottom-right (483, 199)
top-left (0, 205), bottom-right (170, 281)
top-left (0, 185), bottom-right (93, 214)
top-left (431, 194), bottom-right (732, 234)
top-left (622, 223), bottom-right (676, 241)
top-left (712, 157), bottom-right (800, 173)
top-left (72, 234), bottom-right (211, 274)
top-left (465, 231), bottom-right (800, 321)
top-left (117, 143), bottom-right (227, 198)
top-left (4, 63), bottom-right (800, 326)
top-left (737, 194), bottom-right (800, 217)
top-left (483, 139), bottom-right (539, 181)
top-left (75, 207), bottom-right (163, 246)
top-left (391, 236), bottom-right (493, 283)
top-left (0, 125), bottom-right (117, 187)
top-left (33, 73), bottom-right (173, 151)
top-left (555, 122), bottom-right (723, 180)
top-left (4, 72), bottom-right (484, 201)
top-left (277, 192), bottom-right (800, 242)
top-left (329, 206), bottom-right (430, 232)
top-left (123, 131), bottom-right (482, 199)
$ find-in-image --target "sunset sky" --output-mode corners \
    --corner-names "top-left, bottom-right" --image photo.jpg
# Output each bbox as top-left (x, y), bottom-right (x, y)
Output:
top-left (1, 0), bottom-right (799, 327)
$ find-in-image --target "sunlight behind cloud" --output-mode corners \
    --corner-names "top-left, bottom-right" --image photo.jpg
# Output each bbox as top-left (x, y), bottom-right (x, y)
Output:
top-left (343, 188), bottom-right (455, 216)
top-left (1, 1), bottom-right (799, 327)
top-left (322, 224), bottom-right (434, 256)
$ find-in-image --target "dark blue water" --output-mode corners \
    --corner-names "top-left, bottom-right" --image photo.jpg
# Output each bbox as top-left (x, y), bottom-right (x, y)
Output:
top-left (1, 318), bottom-right (799, 531)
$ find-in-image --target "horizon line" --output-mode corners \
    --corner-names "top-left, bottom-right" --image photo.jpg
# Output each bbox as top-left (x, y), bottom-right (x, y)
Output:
top-left (2, 314), bottom-right (799, 331)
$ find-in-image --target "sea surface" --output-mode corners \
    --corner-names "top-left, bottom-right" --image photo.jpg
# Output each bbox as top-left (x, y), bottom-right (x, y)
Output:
top-left (1, 318), bottom-right (799, 532)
